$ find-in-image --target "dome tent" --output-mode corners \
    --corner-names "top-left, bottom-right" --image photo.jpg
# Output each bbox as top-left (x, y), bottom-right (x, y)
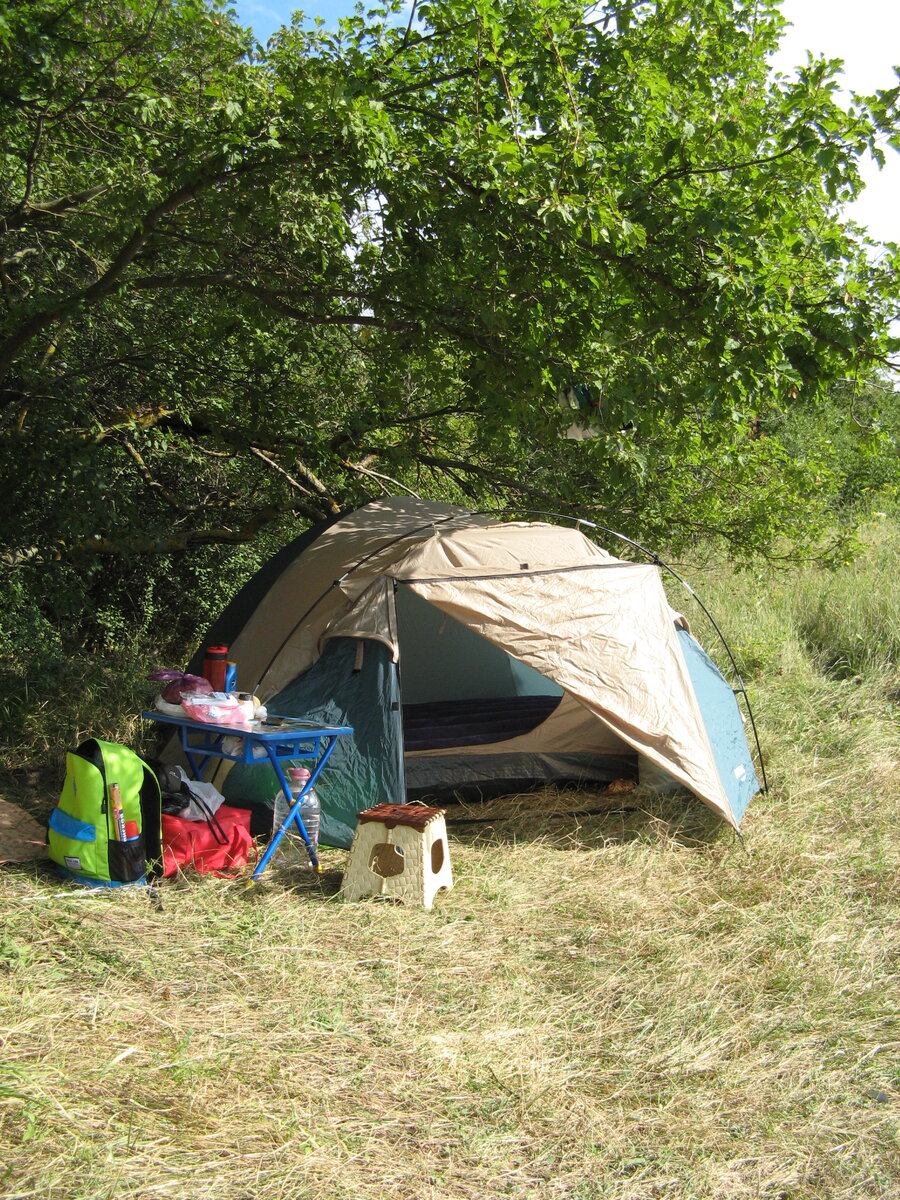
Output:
top-left (192, 497), bottom-right (761, 848)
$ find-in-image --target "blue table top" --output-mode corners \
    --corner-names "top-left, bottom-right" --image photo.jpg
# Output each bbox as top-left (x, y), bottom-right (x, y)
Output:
top-left (142, 710), bottom-right (353, 741)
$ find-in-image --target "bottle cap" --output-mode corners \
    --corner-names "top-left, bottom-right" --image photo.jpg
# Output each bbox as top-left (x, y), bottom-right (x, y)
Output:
top-left (124, 820), bottom-right (139, 839)
top-left (289, 767), bottom-right (311, 781)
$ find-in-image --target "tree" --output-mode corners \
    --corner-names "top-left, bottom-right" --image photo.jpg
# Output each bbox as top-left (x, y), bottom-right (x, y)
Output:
top-left (1, 0), bottom-right (898, 644)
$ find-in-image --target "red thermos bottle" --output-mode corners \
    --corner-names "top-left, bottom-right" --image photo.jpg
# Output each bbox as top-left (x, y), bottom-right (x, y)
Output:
top-left (203, 645), bottom-right (229, 692)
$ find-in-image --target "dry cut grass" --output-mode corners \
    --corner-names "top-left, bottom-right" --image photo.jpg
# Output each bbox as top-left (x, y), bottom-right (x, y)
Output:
top-left (1, 529), bottom-right (898, 1200)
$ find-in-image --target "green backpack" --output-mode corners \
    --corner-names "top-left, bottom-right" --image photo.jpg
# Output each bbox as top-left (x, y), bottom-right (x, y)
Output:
top-left (47, 738), bottom-right (162, 887)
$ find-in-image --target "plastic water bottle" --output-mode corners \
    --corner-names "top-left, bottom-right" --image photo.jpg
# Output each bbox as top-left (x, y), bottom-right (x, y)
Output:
top-left (294, 768), bottom-right (320, 855)
top-left (273, 767), bottom-right (319, 863)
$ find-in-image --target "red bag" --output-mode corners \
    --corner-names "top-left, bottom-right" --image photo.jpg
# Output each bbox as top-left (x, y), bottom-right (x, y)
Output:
top-left (161, 804), bottom-right (255, 878)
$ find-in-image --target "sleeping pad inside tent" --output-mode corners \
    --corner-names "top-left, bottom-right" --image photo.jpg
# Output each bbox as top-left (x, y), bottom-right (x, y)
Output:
top-left (184, 497), bottom-right (761, 848)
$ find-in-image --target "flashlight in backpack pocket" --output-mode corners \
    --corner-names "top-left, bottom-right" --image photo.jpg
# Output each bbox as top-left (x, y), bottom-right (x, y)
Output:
top-left (109, 782), bottom-right (127, 841)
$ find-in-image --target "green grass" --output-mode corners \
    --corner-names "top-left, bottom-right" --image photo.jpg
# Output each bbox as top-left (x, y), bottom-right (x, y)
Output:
top-left (0, 522), bottom-right (897, 1199)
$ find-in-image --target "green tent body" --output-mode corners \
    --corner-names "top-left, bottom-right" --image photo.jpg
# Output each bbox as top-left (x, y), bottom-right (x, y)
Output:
top-left (188, 498), bottom-right (760, 846)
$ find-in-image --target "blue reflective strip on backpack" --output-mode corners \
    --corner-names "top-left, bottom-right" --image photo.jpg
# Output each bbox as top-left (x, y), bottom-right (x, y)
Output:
top-left (48, 806), bottom-right (96, 842)
top-left (54, 865), bottom-right (146, 888)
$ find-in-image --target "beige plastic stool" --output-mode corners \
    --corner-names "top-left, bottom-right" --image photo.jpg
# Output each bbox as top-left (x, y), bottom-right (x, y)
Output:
top-left (341, 803), bottom-right (453, 909)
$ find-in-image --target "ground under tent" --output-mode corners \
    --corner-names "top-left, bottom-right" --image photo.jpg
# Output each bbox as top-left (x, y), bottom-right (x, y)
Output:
top-left (186, 497), bottom-right (761, 848)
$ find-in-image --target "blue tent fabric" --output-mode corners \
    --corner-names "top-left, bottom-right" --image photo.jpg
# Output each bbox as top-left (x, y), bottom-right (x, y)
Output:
top-left (222, 638), bottom-right (404, 848)
top-left (677, 629), bottom-right (759, 824)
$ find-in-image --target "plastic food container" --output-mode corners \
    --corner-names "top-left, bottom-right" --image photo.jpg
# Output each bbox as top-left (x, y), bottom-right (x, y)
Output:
top-left (180, 694), bottom-right (254, 725)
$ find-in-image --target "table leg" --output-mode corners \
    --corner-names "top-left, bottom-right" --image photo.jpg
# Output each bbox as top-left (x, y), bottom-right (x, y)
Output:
top-left (179, 727), bottom-right (225, 780)
top-left (250, 737), bottom-right (339, 880)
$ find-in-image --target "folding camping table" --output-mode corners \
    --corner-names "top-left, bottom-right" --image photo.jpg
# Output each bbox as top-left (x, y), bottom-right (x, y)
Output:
top-left (142, 711), bottom-right (353, 879)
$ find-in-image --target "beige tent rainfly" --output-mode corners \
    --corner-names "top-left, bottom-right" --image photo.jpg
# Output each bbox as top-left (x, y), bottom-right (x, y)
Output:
top-left (197, 497), bottom-right (761, 847)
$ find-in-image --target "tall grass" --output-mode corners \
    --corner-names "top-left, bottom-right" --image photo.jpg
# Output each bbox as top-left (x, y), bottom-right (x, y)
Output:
top-left (0, 522), bottom-right (897, 1200)
top-left (689, 514), bottom-right (900, 682)
top-left (0, 642), bottom-right (154, 781)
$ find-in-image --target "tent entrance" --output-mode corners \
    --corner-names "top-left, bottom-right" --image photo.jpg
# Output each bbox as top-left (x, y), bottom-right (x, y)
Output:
top-left (395, 584), bottom-right (562, 706)
top-left (395, 585), bottom-right (637, 800)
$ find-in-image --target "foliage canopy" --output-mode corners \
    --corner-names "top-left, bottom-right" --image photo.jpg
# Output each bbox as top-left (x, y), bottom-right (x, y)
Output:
top-left (1, 0), bottom-right (899, 656)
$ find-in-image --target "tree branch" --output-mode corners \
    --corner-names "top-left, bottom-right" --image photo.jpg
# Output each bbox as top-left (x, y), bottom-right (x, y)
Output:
top-left (131, 273), bottom-right (405, 328)
top-left (0, 164), bottom-right (235, 381)
top-left (249, 444), bottom-right (340, 513)
top-left (382, 66), bottom-right (476, 100)
top-left (643, 138), bottom-right (807, 192)
top-left (55, 498), bottom-right (330, 558)
top-left (1, 185), bottom-right (110, 233)
top-left (340, 456), bottom-right (422, 498)
top-left (47, 0), bottom-right (167, 124)
top-left (121, 438), bottom-right (193, 512)
top-left (389, 450), bottom-right (569, 507)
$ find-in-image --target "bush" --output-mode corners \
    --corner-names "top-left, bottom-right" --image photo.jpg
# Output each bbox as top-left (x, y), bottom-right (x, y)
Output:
top-left (0, 525), bottom-right (291, 770)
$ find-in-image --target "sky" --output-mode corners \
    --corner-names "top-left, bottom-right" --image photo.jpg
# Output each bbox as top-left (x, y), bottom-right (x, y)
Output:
top-left (230, 0), bottom-right (899, 245)
top-left (768, 0), bottom-right (899, 245)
